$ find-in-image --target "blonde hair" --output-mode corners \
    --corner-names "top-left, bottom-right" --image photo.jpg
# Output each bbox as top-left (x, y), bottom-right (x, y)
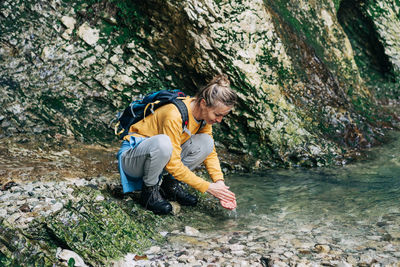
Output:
top-left (195, 74), bottom-right (237, 108)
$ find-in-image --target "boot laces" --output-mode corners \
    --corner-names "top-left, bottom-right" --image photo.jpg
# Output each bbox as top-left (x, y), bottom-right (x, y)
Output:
top-left (144, 184), bottom-right (163, 208)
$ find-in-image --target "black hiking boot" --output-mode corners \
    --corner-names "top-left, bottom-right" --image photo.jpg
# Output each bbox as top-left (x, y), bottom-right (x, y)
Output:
top-left (160, 174), bottom-right (198, 206)
top-left (140, 184), bottom-right (172, 215)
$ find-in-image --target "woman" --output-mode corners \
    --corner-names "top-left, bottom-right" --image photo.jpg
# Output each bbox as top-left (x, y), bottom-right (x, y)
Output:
top-left (117, 74), bottom-right (237, 215)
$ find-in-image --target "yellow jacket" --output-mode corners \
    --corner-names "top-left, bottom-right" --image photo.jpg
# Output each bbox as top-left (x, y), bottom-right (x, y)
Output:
top-left (123, 97), bottom-right (224, 193)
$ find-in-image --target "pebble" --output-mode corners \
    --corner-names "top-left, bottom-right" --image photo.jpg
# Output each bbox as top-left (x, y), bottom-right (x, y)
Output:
top-left (52, 202), bottom-right (63, 212)
top-left (336, 261), bottom-right (352, 267)
top-left (145, 246), bottom-right (161, 255)
top-left (184, 225), bottom-right (200, 236)
top-left (315, 244), bottom-right (330, 253)
top-left (359, 254), bottom-right (374, 264)
top-left (0, 209), bottom-right (7, 217)
top-left (94, 195), bottom-right (105, 201)
top-left (6, 212), bottom-right (22, 224)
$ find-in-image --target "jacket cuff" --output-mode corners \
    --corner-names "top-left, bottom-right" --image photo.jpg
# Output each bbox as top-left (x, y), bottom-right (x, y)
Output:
top-left (198, 181), bottom-right (211, 193)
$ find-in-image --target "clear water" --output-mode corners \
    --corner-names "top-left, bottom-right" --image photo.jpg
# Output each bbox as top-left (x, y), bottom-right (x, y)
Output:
top-left (229, 151), bottom-right (400, 224)
top-left (228, 132), bottom-right (400, 219)
top-left (194, 132), bottom-right (400, 256)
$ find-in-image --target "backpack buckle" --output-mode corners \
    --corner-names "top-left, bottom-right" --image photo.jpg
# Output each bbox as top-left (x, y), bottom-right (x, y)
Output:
top-left (114, 121), bottom-right (125, 136)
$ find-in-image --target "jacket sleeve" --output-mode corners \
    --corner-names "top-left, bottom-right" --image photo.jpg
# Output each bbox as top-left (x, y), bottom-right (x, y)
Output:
top-left (198, 124), bottom-right (224, 182)
top-left (162, 119), bottom-right (211, 193)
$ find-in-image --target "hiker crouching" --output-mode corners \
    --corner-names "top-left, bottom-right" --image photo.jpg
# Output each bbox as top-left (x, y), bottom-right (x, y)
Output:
top-left (117, 74), bottom-right (237, 215)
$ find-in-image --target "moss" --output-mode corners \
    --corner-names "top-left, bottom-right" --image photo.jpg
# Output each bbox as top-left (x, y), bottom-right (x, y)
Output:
top-left (265, 0), bottom-right (326, 63)
top-left (0, 222), bottom-right (57, 266)
top-left (337, 0), bottom-right (396, 83)
top-left (0, 252), bottom-right (12, 267)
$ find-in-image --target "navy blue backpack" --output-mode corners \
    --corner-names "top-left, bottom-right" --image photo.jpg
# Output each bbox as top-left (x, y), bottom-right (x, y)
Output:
top-left (114, 90), bottom-right (201, 139)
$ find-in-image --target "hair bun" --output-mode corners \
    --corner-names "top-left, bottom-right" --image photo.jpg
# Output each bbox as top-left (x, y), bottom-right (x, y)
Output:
top-left (210, 74), bottom-right (230, 87)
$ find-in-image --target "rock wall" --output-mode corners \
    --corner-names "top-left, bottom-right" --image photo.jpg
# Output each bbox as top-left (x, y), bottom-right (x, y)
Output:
top-left (338, 0), bottom-right (400, 99)
top-left (1, 0), bottom-right (399, 168)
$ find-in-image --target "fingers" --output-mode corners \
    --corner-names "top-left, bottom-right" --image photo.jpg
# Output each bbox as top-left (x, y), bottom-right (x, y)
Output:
top-left (207, 182), bottom-right (236, 202)
top-left (220, 199), bottom-right (237, 210)
top-left (213, 187), bottom-right (235, 202)
top-left (220, 189), bottom-right (235, 202)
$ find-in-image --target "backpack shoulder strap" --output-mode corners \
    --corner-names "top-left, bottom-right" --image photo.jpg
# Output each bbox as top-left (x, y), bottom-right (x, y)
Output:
top-left (197, 120), bottom-right (206, 134)
top-left (171, 98), bottom-right (191, 135)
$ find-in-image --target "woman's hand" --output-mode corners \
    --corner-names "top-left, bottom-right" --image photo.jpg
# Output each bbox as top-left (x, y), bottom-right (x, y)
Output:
top-left (220, 199), bottom-right (237, 210)
top-left (207, 180), bottom-right (237, 210)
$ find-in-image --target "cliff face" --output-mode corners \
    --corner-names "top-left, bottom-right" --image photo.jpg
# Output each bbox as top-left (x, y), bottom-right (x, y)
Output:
top-left (1, 0), bottom-right (399, 168)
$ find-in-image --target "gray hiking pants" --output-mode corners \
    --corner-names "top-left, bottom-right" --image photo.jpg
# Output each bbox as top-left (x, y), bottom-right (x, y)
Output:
top-left (120, 134), bottom-right (214, 186)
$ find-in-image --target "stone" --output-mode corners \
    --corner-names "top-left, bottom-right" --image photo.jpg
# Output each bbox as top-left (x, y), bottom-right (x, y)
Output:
top-left (40, 46), bottom-right (53, 61)
top-left (0, 209), bottom-right (7, 217)
top-left (110, 54), bottom-right (121, 64)
top-left (159, 231), bottom-right (168, 237)
top-left (359, 254), bottom-right (374, 265)
top-left (346, 255), bottom-right (358, 265)
top-left (229, 244), bottom-right (245, 251)
top-left (314, 244), bottom-right (330, 253)
top-left (6, 212), bottom-right (21, 224)
top-left (336, 261), bottom-right (352, 267)
top-left (82, 56), bottom-right (97, 68)
top-left (57, 249), bottom-right (88, 267)
top-left (112, 253), bottom-right (137, 267)
top-left (145, 246), bottom-right (161, 255)
top-left (61, 16), bottom-right (76, 30)
top-left (170, 201), bottom-right (181, 215)
top-left (51, 202), bottom-right (63, 213)
top-left (94, 195), bottom-right (105, 202)
top-left (77, 22), bottom-right (99, 46)
top-left (113, 74), bottom-right (135, 86)
top-left (19, 203), bottom-right (31, 212)
top-left (184, 226), bottom-right (200, 236)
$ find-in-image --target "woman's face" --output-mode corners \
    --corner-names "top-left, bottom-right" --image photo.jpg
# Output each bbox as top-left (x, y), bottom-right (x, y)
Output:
top-left (200, 100), bottom-right (232, 125)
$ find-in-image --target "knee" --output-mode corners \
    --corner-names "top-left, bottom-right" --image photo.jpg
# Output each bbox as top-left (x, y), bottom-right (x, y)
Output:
top-left (152, 134), bottom-right (173, 159)
top-left (196, 134), bottom-right (214, 155)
